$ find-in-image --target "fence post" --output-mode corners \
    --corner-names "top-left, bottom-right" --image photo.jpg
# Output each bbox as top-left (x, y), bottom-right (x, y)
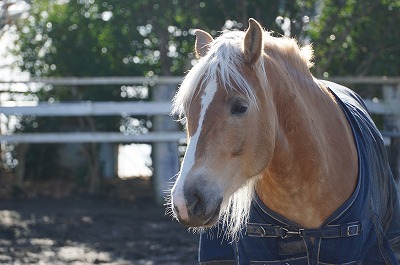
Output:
top-left (152, 83), bottom-right (179, 204)
top-left (383, 84), bottom-right (400, 187)
top-left (0, 91), bottom-right (2, 171)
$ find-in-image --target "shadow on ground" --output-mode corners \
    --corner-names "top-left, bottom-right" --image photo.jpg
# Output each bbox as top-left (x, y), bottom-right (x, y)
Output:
top-left (0, 181), bottom-right (199, 265)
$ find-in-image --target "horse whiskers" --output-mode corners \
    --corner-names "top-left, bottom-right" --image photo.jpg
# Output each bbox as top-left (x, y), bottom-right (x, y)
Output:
top-left (187, 227), bottom-right (207, 235)
top-left (163, 192), bottom-right (176, 219)
top-left (164, 177), bottom-right (179, 219)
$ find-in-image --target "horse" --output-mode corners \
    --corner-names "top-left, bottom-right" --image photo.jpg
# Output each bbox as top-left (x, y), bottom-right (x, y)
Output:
top-left (169, 18), bottom-right (400, 264)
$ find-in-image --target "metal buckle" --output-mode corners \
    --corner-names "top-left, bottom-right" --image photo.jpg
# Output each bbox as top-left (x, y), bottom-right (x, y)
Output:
top-left (259, 226), bottom-right (266, 237)
top-left (347, 224), bottom-right (359, 236)
top-left (279, 227), bottom-right (300, 239)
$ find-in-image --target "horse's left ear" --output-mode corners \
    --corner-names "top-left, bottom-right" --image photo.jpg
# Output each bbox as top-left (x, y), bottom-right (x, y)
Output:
top-left (244, 18), bottom-right (264, 66)
top-left (194, 29), bottom-right (214, 58)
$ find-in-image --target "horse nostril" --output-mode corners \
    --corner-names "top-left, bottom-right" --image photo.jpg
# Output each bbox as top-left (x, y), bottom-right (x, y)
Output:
top-left (187, 192), bottom-right (205, 218)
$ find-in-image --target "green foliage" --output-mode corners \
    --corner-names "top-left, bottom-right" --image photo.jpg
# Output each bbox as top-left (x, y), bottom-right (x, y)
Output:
top-left (14, 0), bottom-right (317, 79)
top-left (17, 0), bottom-right (142, 77)
top-left (309, 0), bottom-right (400, 76)
top-left (15, 0), bottom-right (399, 80)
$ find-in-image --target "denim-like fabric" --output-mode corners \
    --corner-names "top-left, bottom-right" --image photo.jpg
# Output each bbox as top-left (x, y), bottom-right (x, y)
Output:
top-left (198, 81), bottom-right (400, 265)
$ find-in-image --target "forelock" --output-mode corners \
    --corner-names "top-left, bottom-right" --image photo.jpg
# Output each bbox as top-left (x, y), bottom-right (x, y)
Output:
top-left (172, 31), bottom-right (261, 120)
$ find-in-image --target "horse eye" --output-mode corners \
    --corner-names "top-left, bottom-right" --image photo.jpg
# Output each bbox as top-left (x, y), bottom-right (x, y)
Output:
top-left (231, 103), bottom-right (248, 115)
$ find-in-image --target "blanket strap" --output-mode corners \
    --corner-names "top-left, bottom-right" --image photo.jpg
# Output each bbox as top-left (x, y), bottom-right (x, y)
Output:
top-left (246, 221), bottom-right (362, 239)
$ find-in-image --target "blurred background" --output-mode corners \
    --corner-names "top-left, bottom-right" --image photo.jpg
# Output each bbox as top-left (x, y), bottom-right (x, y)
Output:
top-left (0, 0), bottom-right (399, 264)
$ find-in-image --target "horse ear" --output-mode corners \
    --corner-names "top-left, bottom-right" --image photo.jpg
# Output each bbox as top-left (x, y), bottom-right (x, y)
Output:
top-left (244, 18), bottom-right (264, 66)
top-left (194, 29), bottom-right (214, 58)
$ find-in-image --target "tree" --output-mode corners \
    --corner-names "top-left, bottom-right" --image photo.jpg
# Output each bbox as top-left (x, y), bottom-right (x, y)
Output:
top-left (0, 0), bottom-right (30, 39)
top-left (309, 0), bottom-right (400, 77)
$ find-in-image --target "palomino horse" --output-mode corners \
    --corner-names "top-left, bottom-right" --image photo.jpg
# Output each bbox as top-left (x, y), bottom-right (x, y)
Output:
top-left (170, 18), bottom-right (400, 264)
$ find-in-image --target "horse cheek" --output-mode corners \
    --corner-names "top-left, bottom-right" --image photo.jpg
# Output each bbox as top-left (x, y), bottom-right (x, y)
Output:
top-left (250, 117), bottom-right (275, 177)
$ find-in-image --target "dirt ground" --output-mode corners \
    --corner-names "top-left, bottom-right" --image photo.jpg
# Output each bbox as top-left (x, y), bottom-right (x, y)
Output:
top-left (0, 177), bottom-right (199, 265)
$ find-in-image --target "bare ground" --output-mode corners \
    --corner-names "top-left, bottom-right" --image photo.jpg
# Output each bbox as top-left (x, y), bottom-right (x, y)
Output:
top-left (0, 178), bottom-right (199, 265)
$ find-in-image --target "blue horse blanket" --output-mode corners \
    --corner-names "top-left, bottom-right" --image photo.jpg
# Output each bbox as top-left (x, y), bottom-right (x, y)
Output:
top-left (199, 81), bottom-right (400, 264)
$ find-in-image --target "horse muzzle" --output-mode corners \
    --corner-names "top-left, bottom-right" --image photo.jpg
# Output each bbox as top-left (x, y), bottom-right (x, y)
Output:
top-left (172, 185), bottom-right (223, 227)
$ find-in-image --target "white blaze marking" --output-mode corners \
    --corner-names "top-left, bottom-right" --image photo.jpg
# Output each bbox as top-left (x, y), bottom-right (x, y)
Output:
top-left (172, 81), bottom-right (217, 221)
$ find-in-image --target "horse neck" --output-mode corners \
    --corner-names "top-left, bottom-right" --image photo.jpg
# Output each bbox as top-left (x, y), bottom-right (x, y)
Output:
top-left (256, 60), bottom-right (358, 228)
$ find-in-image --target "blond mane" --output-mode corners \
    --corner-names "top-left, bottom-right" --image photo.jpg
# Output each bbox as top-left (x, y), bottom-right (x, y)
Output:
top-left (265, 35), bottom-right (314, 71)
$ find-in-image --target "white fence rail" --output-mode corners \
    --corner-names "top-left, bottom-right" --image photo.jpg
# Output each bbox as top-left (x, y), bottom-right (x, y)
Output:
top-left (364, 99), bottom-right (400, 116)
top-left (1, 76), bottom-right (399, 143)
top-left (0, 101), bottom-right (172, 116)
top-left (0, 77), bottom-right (183, 143)
top-left (0, 76), bottom-right (183, 85)
top-left (0, 132), bottom-right (185, 143)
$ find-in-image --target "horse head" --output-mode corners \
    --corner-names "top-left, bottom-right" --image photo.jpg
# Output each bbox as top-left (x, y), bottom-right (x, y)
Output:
top-left (170, 19), bottom-right (277, 228)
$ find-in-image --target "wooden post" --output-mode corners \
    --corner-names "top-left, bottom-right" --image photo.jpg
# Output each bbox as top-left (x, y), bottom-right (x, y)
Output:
top-left (383, 84), bottom-right (400, 188)
top-left (0, 90), bottom-right (2, 172)
top-left (15, 143), bottom-right (29, 188)
top-left (99, 143), bottom-right (118, 179)
top-left (152, 83), bottom-right (179, 204)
